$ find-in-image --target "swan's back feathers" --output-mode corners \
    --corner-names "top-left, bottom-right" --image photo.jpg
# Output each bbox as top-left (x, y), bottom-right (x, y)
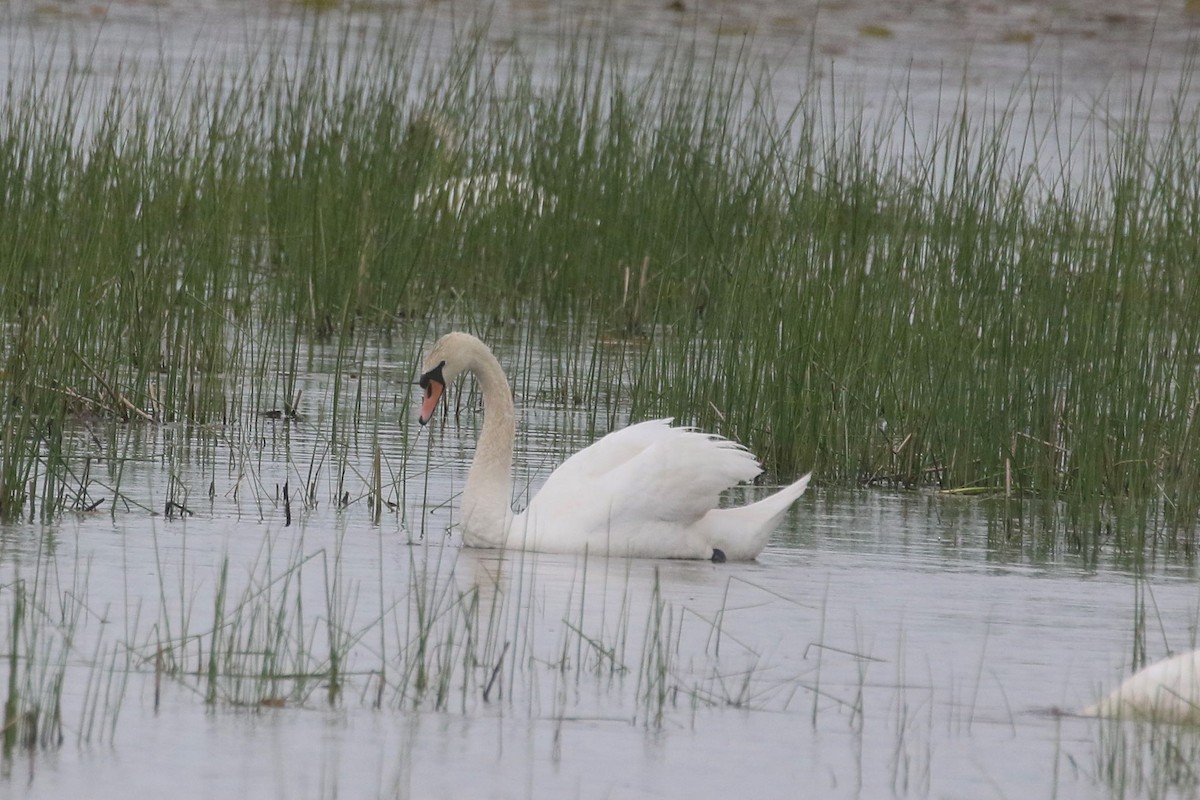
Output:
top-left (538, 419), bottom-right (762, 519)
top-left (546, 419), bottom-right (687, 482)
top-left (1083, 649), bottom-right (1200, 723)
top-left (520, 419), bottom-right (802, 559)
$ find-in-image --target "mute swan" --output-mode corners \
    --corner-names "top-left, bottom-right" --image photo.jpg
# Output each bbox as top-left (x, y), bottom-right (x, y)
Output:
top-left (1083, 650), bottom-right (1200, 723)
top-left (404, 113), bottom-right (553, 220)
top-left (413, 172), bottom-right (553, 220)
top-left (417, 332), bottom-right (811, 561)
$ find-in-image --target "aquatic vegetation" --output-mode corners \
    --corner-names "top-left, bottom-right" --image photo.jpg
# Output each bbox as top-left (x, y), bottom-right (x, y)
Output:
top-left (0, 10), bottom-right (1195, 557)
top-left (2, 579), bottom-right (66, 760)
top-left (137, 524), bottom-right (779, 721)
top-left (1, 564), bottom-right (129, 768)
top-left (0, 474), bottom-right (1190, 797)
top-left (1094, 714), bottom-right (1200, 799)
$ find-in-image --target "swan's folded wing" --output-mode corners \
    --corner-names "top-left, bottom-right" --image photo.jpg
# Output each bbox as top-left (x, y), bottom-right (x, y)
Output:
top-left (530, 419), bottom-right (763, 528)
top-left (542, 418), bottom-right (680, 482)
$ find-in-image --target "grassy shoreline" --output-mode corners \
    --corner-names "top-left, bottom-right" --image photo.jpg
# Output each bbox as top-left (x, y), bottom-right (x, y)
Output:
top-left (0, 14), bottom-right (1198, 552)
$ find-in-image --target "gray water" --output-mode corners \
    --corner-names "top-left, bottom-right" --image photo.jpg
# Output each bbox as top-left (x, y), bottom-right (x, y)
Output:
top-left (4, 0), bottom-right (1199, 165)
top-left (5, 3), bottom-right (1200, 798)
top-left (2, 325), bottom-right (1200, 799)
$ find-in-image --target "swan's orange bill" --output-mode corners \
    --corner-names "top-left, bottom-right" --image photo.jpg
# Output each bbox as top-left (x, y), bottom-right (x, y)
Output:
top-left (418, 380), bottom-right (443, 425)
top-left (418, 359), bottom-right (448, 425)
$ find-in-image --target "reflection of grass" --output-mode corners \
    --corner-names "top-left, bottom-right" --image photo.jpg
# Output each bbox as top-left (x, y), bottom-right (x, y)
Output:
top-left (0, 12), bottom-right (1198, 553)
top-left (1095, 715), bottom-right (1200, 798)
top-left (2, 570), bottom-right (130, 767)
top-left (140, 532), bottom-right (784, 725)
top-left (2, 580), bottom-right (58, 759)
top-left (5, 528), bottom-right (803, 783)
top-left (858, 24), bottom-right (893, 39)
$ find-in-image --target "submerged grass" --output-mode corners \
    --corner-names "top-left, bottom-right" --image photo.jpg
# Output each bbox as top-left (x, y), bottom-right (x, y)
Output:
top-left (0, 12), bottom-right (1197, 554)
top-left (1, 560), bottom-right (129, 768)
top-left (140, 524), bottom-right (772, 727)
top-left (1, 519), bottom-right (795, 786)
top-left (1, 579), bottom-right (64, 759)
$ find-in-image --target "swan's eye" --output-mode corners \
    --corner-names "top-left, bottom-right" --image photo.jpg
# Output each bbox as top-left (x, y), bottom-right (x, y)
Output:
top-left (419, 360), bottom-right (447, 390)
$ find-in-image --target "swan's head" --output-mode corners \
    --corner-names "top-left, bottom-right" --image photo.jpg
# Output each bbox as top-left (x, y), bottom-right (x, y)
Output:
top-left (417, 332), bottom-right (477, 425)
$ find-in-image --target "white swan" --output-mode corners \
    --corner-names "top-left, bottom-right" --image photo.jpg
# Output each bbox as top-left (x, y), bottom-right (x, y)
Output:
top-left (1083, 649), bottom-right (1200, 723)
top-left (405, 113), bottom-right (553, 221)
top-left (413, 172), bottom-right (553, 220)
top-left (417, 332), bottom-right (811, 561)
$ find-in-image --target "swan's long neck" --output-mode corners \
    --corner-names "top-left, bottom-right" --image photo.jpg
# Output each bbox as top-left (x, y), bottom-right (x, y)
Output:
top-left (460, 343), bottom-right (515, 547)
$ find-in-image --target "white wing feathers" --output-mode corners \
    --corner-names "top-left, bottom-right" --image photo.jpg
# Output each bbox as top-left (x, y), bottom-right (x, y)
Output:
top-left (517, 419), bottom-right (776, 558)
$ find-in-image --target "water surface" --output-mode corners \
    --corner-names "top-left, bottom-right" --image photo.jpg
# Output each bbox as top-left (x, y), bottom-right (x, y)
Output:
top-left (1, 327), bottom-right (1198, 799)
top-left (3, 3), bottom-right (1200, 798)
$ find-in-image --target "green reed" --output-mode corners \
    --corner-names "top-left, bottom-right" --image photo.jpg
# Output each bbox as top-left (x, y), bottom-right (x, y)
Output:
top-left (1096, 714), bottom-right (1200, 799)
top-left (2, 575), bottom-right (65, 758)
top-left (636, 68), bottom-right (1200, 554)
top-left (137, 519), bottom-right (758, 727)
top-left (0, 12), bottom-right (1198, 550)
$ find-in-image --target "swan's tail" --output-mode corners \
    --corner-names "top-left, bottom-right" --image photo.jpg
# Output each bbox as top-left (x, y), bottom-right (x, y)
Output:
top-left (704, 473), bottom-right (811, 560)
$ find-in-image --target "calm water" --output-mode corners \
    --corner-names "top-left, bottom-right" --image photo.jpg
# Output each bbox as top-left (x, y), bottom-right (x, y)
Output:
top-left (2, 326), bottom-right (1199, 799)
top-left (4, 3), bottom-right (1200, 798)
top-left (3, 0), bottom-right (1199, 162)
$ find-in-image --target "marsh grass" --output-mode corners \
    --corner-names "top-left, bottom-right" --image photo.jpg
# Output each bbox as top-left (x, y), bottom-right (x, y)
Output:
top-left (642, 67), bottom-right (1200, 556)
top-left (0, 12), bottom-right (1198, 552)
top-left (1, 520), bottom-right (807, 789)
top-left (137, 522), bottom-right (781, 731)
top-left (1, 554), bottom-right (132, 766)
top-left (149, 530), bottom-right (375, 708)
top-left (1096, 716), bottom-right (1200, 799)
top-left (1, 579), bottom-right (65, 759)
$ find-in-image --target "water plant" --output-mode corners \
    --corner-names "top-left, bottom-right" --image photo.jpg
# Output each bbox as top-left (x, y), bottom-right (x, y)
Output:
top-left (1, 555), bottom-right (130, 767)
top-left (2, 579), bottom-right (64, 760)
top-left (0, 9), bottom-right (1197, 553)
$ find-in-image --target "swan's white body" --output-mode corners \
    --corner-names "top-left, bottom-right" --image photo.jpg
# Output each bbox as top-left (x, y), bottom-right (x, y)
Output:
top-left (1083, 650), bottom-right (1200, 723)
top-left (417, 332), bottom-right (810, 561)
top-left (413, 173), bottom-right (553, 220)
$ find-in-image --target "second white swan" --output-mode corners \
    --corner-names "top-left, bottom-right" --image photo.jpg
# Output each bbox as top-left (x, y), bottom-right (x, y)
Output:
top-left (417, 332), bottom-right (810, 561)
top-left (1083, 649), bottom-right (1200, 723)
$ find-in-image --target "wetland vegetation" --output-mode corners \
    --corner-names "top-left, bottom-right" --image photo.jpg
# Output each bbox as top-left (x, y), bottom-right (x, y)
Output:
top-left (1, 13), bottom-right (1198, 556)
top-left (2, 6), bottom-right (1200, 797)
